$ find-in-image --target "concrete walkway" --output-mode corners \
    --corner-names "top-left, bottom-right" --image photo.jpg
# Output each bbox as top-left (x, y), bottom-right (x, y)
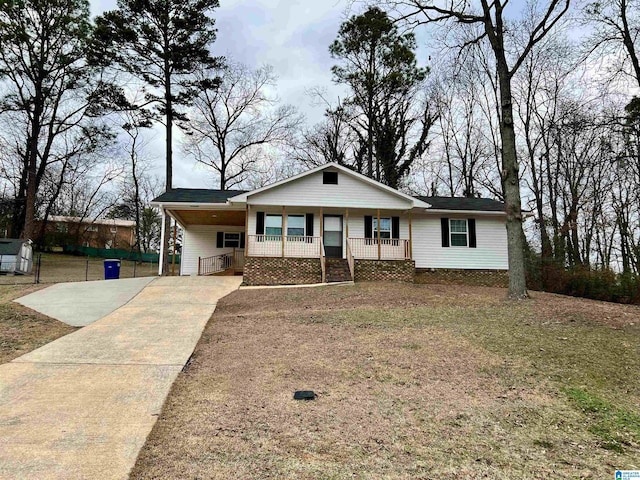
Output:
top-left (0, 276), bottom-right (242, 480)
top-left (14, 277), bottom-right (156, 327)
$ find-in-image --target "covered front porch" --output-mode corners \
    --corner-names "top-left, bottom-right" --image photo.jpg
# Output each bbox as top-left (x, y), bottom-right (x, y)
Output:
top-left (162, 205), bottom-right (415, 281)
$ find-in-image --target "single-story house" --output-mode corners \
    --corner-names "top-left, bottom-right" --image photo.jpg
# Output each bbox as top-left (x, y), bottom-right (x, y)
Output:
top-left (0, 239), bottom-right (33, 275)
top-left (151, 163), bottom-right (508, 285)
top-left (37, 216), bottom-right (136, 250)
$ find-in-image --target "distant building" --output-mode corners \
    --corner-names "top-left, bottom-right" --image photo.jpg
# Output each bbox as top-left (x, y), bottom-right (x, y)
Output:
top-left (0, 239), bottom-right (33, 275)
top-left (38, 216), bottom-right (136, 250)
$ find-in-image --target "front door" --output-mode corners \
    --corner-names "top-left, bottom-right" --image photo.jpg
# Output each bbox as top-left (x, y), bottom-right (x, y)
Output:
top-left (323, 215), bottom-right (343, 258)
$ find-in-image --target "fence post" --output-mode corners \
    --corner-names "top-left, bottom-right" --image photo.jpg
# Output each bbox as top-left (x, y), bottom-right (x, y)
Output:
top-left (34, 253), bottom-right (41, 284)
top-left (85, 258), bottom-right (89, 281)
top-left (133, 260), bottom-right (137, 278)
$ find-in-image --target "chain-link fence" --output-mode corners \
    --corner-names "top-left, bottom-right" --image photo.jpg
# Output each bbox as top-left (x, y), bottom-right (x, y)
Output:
top-left (0, 253), bottom-right (176, 285)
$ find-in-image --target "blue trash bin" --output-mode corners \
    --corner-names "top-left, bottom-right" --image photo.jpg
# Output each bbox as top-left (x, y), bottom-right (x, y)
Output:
top-left (104, 259), bottom-right (121, 280)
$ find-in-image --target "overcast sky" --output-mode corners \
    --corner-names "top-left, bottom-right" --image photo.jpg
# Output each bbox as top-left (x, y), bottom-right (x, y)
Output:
top-left (89, 0), bottom-right (369, 189)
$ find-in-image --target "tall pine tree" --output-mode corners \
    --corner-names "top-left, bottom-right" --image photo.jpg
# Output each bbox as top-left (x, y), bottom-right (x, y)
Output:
top-left (330, 7), bottom-right (432, 187)
top-left (92, 0), bottom-right (223, 273)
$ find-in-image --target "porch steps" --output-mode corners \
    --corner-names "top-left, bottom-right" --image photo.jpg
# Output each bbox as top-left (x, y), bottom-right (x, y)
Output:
top-left (325, 258), bottom-right (352, 283)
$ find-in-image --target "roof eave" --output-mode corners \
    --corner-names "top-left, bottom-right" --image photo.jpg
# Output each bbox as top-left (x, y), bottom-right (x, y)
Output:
top-left (151, 200), bottom-right (246, 210)
top-left (420, 208), bottom-right (507, 215)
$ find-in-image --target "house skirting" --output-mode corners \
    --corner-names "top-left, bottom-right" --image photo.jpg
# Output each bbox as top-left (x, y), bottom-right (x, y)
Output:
top-left (244, 257), bottom-right (322, 286)
top-left (415, 268), bottom-right (509, 287)
top-left (354, 259), bottom-right (415, 283)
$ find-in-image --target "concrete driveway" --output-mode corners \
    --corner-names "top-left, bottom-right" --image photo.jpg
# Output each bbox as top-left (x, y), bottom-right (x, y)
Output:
top-left (14, 277), bottom-right (156, 327)
top-left (0, 276), bottom-right (242, 480)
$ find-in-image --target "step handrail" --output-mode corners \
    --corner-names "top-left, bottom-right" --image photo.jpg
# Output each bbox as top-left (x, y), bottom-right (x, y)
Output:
top-left (198, 252), bottom-right (234, 275)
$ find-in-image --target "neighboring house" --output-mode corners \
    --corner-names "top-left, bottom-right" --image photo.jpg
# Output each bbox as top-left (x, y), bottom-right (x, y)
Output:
top-left (151, 163), bottom-right (508, 285)
top-left (38, 216), bottom-right (136, 250)
top-left (0, 239), bottom-right (33, 275)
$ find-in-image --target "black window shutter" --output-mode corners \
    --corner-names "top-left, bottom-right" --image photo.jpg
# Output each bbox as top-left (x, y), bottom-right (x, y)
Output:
top-left (305, 213), bottom-right (314, 236)
top-left (240, 232), bottom-right (246, 248)
top-left (364, 216), bottom-right (373, 238)
top-left (468, 219), bottom-right (477, 248)
top-left (217, 231), bottom-right (224, 248)
top-left (392, 216), bottom-right (400, 239)
top-left (441, 218), bottom-right (450, 247)
top-left (256, 212), bottom-right (265, 235)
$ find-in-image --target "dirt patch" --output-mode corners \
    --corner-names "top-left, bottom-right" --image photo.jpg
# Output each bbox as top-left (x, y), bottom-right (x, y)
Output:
top-left (131, 283), bottom-right (639, 479)
top-left (0, 285), bottom-right (77, 364)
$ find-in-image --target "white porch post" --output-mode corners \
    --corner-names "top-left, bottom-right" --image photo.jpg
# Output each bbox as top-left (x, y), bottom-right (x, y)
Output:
top-left (158, 207), bottom-right (166, 276)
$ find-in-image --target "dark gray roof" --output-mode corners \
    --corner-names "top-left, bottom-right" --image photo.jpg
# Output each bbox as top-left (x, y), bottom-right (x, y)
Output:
top-left (153, 188), bottom-right (248, 204)
top-left (0, 239), bottom-right (28, 255)
top-left (416, 196), bottom-right (505, 212)
top-left (152, 188), bottom-right (504, 212)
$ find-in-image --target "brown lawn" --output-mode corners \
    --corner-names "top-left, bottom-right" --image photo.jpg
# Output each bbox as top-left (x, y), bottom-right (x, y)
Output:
top-left (131, 283), bottom-right (640, 479)
top-left (0, 285), bottom-right (77, 364)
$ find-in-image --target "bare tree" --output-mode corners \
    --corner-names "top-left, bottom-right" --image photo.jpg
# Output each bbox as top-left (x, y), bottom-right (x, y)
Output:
top-left (384, 0), bottom-right (571, 299)
top-left (0, 0), bottom-right (113, 240)
top-left (184, 62), bottom-right (301, 190)
top-left (584, 0), bottom-right (640, 88)
top-left (291, 102), bottom-right (364, 169)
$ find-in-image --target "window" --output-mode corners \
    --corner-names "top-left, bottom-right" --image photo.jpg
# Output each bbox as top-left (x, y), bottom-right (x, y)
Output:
top-left (86, 225), bottom-right (98, 232)
top-left (287, 215), bottom-right (305, 237)
top-left (224, 232), bottom-right (240, 248)
top-left (450, 219), bottom-right (468, 247)
top-left (323, 171), bottom-right (338, 184)
top-left (265, 214), bottom-right (282, 236)
top-left (110, 227), bottom-right (117, 234)
top-left (373, 217), bottom-right (391, 239)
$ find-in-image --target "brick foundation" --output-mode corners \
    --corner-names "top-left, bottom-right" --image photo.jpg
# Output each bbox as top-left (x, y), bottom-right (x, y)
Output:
top-left (354, 259), bottom-right (415, 283)
top-left (244, 257), bottom-right (321, 286)
top-left (415, 268), bottom-right (509, 287)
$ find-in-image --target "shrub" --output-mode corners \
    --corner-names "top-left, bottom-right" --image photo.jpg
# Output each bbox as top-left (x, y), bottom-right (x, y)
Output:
top-left (527, 260), bottom-right (640, 305)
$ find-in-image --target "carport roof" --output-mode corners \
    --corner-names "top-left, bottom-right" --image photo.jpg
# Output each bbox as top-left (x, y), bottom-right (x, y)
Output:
top-left (153, 188), bottom-right (248, 204)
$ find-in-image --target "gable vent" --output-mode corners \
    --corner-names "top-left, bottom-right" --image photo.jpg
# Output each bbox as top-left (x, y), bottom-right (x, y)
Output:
top-left (323, 171), bottom-right (338, 185)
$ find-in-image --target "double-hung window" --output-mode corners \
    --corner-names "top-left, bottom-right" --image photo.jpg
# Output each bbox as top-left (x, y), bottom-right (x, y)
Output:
top-left (450, 219), bottom-right (468, 247)
top-left (265, 214), bottom-right (282, 236)
top-left (287, 215), bottom-right (305, 237)
top-left (224, 232), bottom-right (240, 248)
top-left (373, 217), bottom-right (391, 239)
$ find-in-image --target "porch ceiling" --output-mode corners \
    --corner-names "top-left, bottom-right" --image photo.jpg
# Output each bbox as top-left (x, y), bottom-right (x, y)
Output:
top-left (171, 209), bottom-right (246, 226)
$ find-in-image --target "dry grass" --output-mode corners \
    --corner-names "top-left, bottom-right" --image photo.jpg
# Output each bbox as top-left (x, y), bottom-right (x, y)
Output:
top-left (0, 285), bottom-right (77, 363)
top-left (131, 283), bottom-right (640, 479)
top-left (0, 253), bottom-right (160, 285)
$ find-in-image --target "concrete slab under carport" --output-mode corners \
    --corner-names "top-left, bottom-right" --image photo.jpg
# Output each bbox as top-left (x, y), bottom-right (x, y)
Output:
top-left (14, 276), bottom-right (156, 327)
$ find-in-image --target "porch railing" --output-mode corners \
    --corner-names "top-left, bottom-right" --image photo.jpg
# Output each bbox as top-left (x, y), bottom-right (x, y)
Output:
top-left (347, 238), bottom-right (410, 260)
top-left (247, 235), bottom-right (321, 258)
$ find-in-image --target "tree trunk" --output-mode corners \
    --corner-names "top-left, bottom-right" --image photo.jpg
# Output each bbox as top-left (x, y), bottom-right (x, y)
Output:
top-left (162, 52), bottom-right (173, 275)
top-left (21, 89), bottom-right (44, 241)
top-left (497, 68), bottom-right (528, 298)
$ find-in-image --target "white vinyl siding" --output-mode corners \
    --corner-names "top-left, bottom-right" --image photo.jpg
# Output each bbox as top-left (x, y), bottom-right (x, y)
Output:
top-left (246, 170), bottom-right (413, 210)
top-left (412, 215), bottom-right (508, 269)
top-left (180, 225), bottom-right (244, 275)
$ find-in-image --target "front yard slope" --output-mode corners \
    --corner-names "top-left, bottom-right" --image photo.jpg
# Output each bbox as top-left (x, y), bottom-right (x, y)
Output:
top-left (130, 283), bottom-right (640, 479)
